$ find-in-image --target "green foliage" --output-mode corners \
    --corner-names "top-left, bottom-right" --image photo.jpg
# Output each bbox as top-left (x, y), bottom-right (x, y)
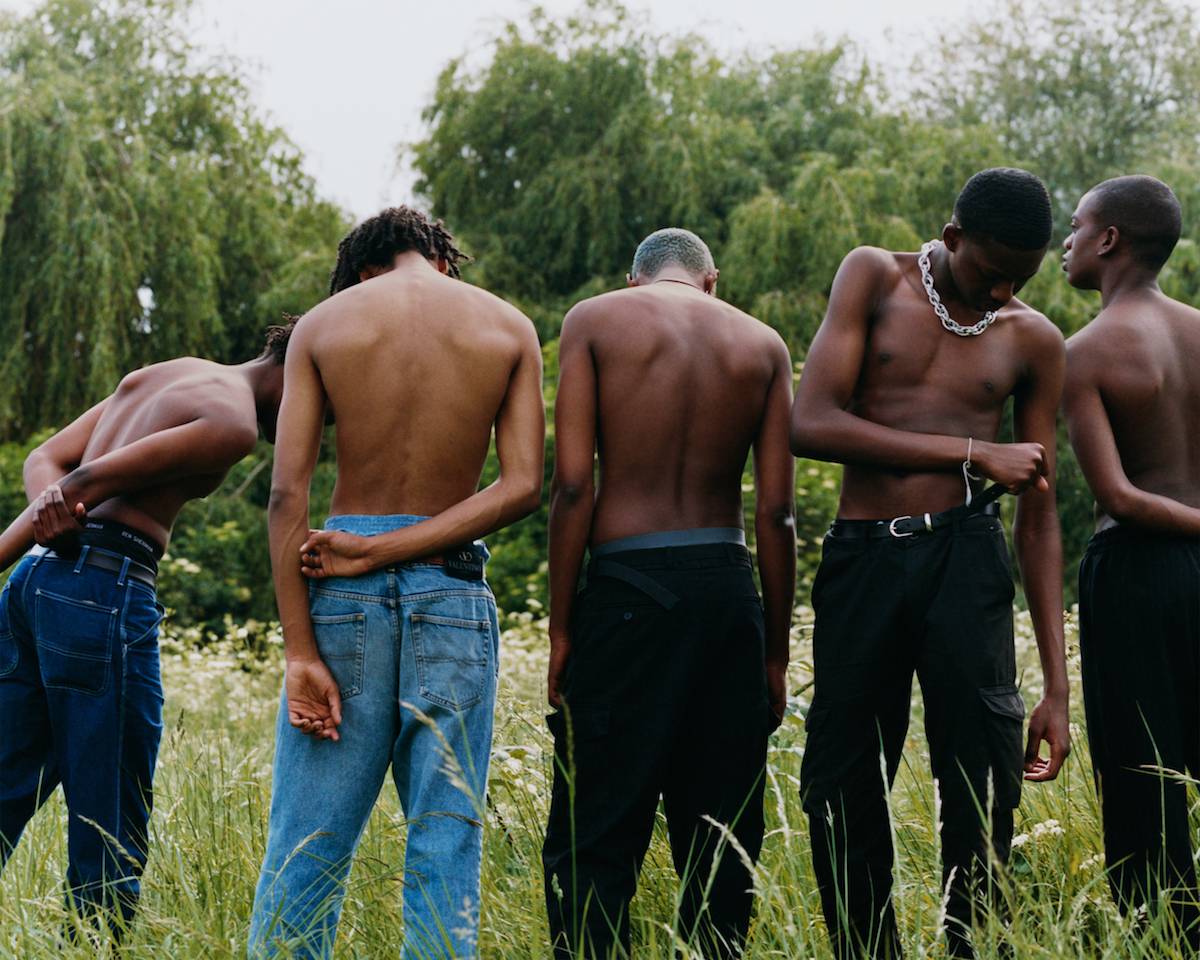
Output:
top-left (0, 0), bottom-right (347, 440)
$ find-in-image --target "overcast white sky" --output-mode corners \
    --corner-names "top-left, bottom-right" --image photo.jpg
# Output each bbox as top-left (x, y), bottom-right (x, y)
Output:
top-left (5, 0), bottom-right (990, 218)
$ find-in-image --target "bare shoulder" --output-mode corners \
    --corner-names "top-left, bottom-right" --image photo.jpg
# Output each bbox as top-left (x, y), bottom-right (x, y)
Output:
top-left (560, 289), bottom-right (626, 339)
top-left (1004, 298), bottom-right (1065, 356)
top-left (841, 245), bottom-right (904, 283)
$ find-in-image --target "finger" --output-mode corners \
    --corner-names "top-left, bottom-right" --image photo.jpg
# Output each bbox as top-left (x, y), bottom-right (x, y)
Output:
top-left (1023, 726), bottom-right (1042, 766)
top-left (300, 566), bottom-right (320, 579)
top-left (73, 502), bottom-right (86, 519)
top-left (329, 690), bottom-right (342, 727)
top-left (1035, 475), bottom-right (1050, 492)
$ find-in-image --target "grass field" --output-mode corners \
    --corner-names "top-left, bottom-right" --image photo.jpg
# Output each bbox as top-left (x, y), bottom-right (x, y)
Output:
top-left (1, 605), bottom-right (1197, 959)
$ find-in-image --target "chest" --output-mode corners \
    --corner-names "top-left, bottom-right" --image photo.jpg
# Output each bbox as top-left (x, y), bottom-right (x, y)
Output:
top-left (861, 299), bottom-right (1024, 405)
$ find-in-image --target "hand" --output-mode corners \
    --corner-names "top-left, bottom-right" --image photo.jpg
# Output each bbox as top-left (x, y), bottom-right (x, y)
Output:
top-left (1024, 695), bottom-right (1071, 781)
top-left (972, 440), bottom-right (1049, 494)
top-left (547, 625), bottom-right (571, 709)
top-left (286, 657), bottom-right (343, 741)
top-left (766, 659), bottom-right (788, 731)
top-left (31, 484), bottom-right (86, 549)
top-left (300, 529), bottom-right (374, 579)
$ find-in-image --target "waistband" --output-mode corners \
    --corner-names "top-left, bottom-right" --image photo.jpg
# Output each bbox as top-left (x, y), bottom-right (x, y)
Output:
top-left (324, 513), bottom-right (432, 535)
top-left (29, 543), bottom-right (157, 589)
top-left (590, 527), bottom-right (746, 558)
top-left (60, 519), bottom-right (162, 572)
top-left (1086, 523), bottom-right (1200, 551)
top-left (828, 501), bottom-right (1000, 541)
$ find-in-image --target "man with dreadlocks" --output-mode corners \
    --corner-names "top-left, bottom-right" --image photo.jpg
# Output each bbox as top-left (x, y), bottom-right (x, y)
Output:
top-left (249, 206), bottom-right (544, 960)
top-left (790, 168), bottom-right (1071, 958)
top-left (0, 324), bottom-right (291, 936)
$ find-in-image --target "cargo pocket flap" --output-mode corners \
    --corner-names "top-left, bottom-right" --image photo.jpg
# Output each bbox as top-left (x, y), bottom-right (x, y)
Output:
top-left (979, 684), bottom-right (1025, 720)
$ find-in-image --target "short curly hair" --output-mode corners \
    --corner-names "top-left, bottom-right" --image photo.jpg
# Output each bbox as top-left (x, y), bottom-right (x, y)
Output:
top-left (954, 168), bottom-right (1053, 251)
top-left (329, 206), bottom-right (469, 295)
top-left (1088, 175), bottom-right (1182, 270)
top-left (630, 227), bottom-right (715, 279)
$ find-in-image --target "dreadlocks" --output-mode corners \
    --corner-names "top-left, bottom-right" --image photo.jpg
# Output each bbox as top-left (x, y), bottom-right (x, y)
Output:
top-left (328, 206), bottom-right (469, 295)
top-left (261, 315), bottom-right (297, 364)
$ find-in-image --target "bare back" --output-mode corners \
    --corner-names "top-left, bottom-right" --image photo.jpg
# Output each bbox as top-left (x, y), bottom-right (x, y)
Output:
top-left (305, 265), bottom-right (533, 516)
top-left (80, 358), bottom-right (257, 548)
top-left (1070, 291), bottom-right (1200, 524)
top-left (580, 283), bottom-right (782, 543)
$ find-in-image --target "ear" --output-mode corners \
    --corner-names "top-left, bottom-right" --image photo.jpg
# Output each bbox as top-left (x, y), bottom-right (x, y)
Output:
top-left (703, 268), bottom-right (719, 296)
top-left (942, 222), bottom-right (963, 252)
top-left (1098, 226), bottom-right (1119, 257)
top-left (626, 272), bottom-right (639, 288)
top-left (435, 256), bottom-right (450, 275)
top-left (358, 265), bottom-right (383, 283)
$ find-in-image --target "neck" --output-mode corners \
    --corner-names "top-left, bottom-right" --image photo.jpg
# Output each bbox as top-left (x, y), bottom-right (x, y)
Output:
top-left (392, 250), bottom-right (439, 274)
top-left (237, 356), bottom-right (282, 422)
top-left (649, 268), bottom-right (703, 291)
top-left (1099, 262), bottom-right (1161, 308)
top-left (929, 241), bottom-right (971, 309)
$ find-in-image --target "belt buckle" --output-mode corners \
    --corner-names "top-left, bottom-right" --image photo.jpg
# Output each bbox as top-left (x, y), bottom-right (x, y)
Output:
top-left (888, 516), bottom-right (913, 538)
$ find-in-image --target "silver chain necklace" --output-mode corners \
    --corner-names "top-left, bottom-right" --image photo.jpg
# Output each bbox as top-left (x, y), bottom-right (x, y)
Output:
top-left (918, 240), bottom-right (998, 337)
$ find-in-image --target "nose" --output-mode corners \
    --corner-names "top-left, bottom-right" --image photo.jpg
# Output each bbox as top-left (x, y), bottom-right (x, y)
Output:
top-left (1063, 233), bottom-right (1073, 251)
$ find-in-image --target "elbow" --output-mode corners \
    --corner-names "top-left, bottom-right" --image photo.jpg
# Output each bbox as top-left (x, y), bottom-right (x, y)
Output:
top-left (267, 484), bottom-right (307, 518)
top-left (511, 476), bottom-right (543, 518)
top-left (790, 420), bottom-right (826, 460)
top-left (1096, 485), bottom-right (1137, 525)
top-left (757, 501), bottom-right (796, 535)
top-left (550, 474), bottom-right (593, 511)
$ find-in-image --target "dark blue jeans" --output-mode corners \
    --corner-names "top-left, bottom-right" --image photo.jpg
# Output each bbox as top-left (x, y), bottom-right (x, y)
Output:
top-left (0, 547), bottom-right (164, 927)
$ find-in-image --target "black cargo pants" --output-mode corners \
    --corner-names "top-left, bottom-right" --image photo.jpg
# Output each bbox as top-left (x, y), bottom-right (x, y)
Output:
top-left (1079, 526), bottom-right (1200, 952)
top-left (800, 511), bottom-right (1024, 959)
top-left (542, 543), bottom-right (772, 959)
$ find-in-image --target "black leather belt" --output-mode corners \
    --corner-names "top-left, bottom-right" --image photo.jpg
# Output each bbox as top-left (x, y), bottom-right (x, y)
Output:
top-left (828, 484), bottom-right (1008, 541)
top-left (32, 545), bottom-right (157, 588)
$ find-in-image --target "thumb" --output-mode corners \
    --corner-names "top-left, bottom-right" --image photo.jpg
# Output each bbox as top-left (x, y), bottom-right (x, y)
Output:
top-left (73, 502), bottom-right (87, 519)
top-left (328, 685), bottom-right (343, 726)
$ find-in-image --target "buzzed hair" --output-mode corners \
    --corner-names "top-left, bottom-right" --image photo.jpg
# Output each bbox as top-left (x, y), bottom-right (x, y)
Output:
top-left (630, 228), bottom-right (715, 279)
top-left (1088, 175), bottom-right (1182, 270)
top-left (954, 167), bottom-right (1053, 252)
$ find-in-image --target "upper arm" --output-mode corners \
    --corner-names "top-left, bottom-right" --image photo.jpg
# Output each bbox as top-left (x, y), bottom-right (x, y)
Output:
top-left (27, 398), bottom-right (110, 475)
top-left (791, 247), bottom-right (886, 440)
top-left (494, 314), bottom-right (546, 493)
top-left (552, 306), bottom-right (598, 492)
top-left (1014, 319), bottom-right (1066, 519)
top-left (754, 334), bottom-right (796, 512)
top-left (269, 317), bottom-right (327, 500)
top-left (64, 413), bottom-right (256, 506)
top-left (1062, 342), bottom-right (1130, 510)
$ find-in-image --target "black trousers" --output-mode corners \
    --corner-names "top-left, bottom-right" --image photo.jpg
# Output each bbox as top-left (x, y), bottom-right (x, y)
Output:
top-left (800, 513), bottom-right (1023, 959)
top-left (542, 543), bottom-right (771, 959)
top-left (1079, 526), bottom-right (1200, 951)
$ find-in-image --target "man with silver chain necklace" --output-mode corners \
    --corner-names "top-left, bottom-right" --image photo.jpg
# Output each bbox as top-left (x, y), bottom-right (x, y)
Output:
top-left (790, 167), bottom-right (1071, 958)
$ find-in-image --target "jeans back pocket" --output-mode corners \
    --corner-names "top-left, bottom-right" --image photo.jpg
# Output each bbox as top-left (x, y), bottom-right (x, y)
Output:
top-left (410, 598), bottom-right (495, 711)
top-left (0, 585), bottom-right (16, 678)
top-left (311, 612), bottom-right (367, 700)
top-left (34, 587), bottom-right (117, 695)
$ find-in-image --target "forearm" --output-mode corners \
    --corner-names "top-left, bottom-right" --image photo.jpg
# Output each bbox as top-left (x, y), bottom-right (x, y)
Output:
top-left (1100, 483), bottom-right (1200, 536)
top-left (362, 477), bottom-right (541, 569)
top-left (1013, 510), bottom-right (1068, 699)
top-left (792, 409), bottom-right (970, 473)
top-left (547, 478), bottom-right (595, 635)
top-left (23, 451), bottom-right (71, 501)
top-left (269, 489), bottom-right (319, 662)
top-left (0, 504), bottom-right (35, 573)
top-left (755, 505), bottom-right (796, 666)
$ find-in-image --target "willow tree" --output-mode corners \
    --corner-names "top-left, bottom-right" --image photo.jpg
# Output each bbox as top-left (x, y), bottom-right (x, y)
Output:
top-left (0, 0), bottom-right (346, 440)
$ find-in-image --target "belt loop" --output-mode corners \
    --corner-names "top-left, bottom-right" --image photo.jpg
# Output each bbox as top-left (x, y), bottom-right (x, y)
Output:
top-left (117, 556), bottom-right (131, 586)
top-left (73, 546), bottom-right (90, 574)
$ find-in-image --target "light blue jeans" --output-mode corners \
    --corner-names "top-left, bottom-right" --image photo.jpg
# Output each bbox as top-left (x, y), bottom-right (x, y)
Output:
top-left (248, 516), bottom-right (500, 960)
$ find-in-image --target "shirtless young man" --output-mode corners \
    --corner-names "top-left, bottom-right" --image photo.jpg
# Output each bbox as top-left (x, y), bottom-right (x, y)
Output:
top-left (1062, 175), bottom-right (1200, 950)
top-left (0, 329), bottom-right (289, 930)
top-left (540, 228), bottom-right (796, 959)
top-left (791, 168), bottom-right (1071, 959)
top-left (249, 207), bottom-right (544, 960)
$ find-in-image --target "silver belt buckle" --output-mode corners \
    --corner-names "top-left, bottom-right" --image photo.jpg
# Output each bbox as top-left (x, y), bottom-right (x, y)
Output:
top-left (888, 516), bottom-right (913, 538)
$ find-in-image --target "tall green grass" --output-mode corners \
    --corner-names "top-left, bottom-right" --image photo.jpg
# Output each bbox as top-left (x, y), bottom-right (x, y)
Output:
top-left (1, 609), bottom-right (1196, 958)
